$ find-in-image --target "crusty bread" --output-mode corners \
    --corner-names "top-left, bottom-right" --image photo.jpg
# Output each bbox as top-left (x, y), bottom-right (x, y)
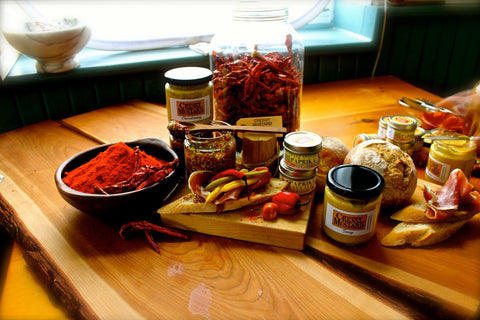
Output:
top-left (344, 139), bottom-right (417, 208)
top-left (381, 220), bottom-right (468, 247)
top-left (316, 136), bottom-right (350, 192)
top-left (158, 179), bottom-right (287, 214)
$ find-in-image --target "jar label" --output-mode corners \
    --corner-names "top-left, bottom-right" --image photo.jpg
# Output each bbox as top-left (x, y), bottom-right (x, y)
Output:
top-left (236, 116), bottom-right (283, 138)
top-left (169, 96), bottom-right (211, 121)
top-left (377, 126), bottom-right (386, 139)
top-left (324, 203), bottom-right (376, 236)
top-left (386, 125), bottom-right (414, 142)
top-left (280, 175), bottom-right (316, 195)
top-left (426, 153), bottom-right (451, 183)
top-left (284, 152), bottom-right (319, 169)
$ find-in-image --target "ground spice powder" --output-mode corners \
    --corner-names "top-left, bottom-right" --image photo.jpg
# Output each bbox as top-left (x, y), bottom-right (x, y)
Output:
top-left (63, 142), bottom-right (172, 194)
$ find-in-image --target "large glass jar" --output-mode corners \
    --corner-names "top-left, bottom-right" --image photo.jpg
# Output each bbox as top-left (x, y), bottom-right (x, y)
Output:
top-left (209, 2), bottom-right (304, 133)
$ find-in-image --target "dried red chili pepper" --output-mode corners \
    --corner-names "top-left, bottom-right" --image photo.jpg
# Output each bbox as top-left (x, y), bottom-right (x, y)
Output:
top-left (119, 220), bottom-right (189, 255)
top-left (272, 191), bottom-right (301, 215)
top-left (212, 50), bottom-right (301, 132)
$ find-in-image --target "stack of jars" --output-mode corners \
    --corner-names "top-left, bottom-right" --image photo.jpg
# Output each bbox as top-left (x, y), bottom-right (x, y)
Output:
top-left (279, 131), bottom-right (322, 195)
top-left (374, 115), bottom-right (424, 155)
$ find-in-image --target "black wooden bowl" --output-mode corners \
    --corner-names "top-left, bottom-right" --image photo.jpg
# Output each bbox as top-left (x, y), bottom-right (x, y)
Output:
top-left (55, 138), bottom-right (180, 219)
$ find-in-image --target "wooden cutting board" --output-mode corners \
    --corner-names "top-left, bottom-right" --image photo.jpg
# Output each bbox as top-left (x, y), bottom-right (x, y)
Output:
top-left (159, 185), bottom-right (314, 250)
top-left (306, 178), bottom-right (480, 319)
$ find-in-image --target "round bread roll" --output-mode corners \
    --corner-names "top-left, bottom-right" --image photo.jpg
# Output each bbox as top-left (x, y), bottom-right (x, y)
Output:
top-left (316, 136), bottom-right (350, 192)
top-left (344, 139), bottom-right (417, 208)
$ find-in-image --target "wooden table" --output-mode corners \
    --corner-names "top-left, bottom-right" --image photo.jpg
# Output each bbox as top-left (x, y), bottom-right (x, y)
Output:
top-left (1, 76), bottom-right (479, 319)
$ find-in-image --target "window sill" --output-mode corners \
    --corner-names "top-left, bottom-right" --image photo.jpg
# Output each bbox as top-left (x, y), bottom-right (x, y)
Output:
top-left (2, 3), bottom-right (382, 86)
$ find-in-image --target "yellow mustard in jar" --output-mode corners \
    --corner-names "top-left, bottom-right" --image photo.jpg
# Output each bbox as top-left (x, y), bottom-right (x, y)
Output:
top-left (322, 164), bottom-right (384, 245)
top-left (425, 137), bottom-right (476, 184)
top-left (165, 67), bottom-right (213, 123)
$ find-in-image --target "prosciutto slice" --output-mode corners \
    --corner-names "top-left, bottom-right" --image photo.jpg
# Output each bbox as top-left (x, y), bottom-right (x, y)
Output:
top-left (424, 168), bottom-right (480, 219)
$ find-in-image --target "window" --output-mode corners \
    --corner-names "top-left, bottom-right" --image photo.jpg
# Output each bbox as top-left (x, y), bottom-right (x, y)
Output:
top-left (5, 0), bottom-right (334, 51)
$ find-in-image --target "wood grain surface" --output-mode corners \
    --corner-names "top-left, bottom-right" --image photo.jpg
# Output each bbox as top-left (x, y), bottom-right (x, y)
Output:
top-left (1, 76), bottom-right (478, 319)
top-left (159, 186), bottom-right (314, 250)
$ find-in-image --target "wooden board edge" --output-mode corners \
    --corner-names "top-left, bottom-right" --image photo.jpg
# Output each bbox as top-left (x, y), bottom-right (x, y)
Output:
top-left (161, 212), bottom-right (307, 250)
top-left (305, 236), bottom-right (480, 318)
top-left (0, 171), bottom-right (144, 320)
top-left (0, 191), bottom-right (96, 320)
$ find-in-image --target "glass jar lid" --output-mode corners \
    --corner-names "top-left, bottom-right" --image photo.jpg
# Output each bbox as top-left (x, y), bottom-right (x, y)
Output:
top-left (327, 164), bottom-right (384, 200)
top-left (164, 67), bottom-right (212, 86)
top-left (232, 3), bottom-right (288, 22)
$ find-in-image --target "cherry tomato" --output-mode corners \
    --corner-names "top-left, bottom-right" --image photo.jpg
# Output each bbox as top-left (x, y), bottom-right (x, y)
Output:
top-left (262, 202), bottom-right (278, 220)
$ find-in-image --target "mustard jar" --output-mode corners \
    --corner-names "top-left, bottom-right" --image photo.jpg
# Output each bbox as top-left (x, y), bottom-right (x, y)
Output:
top-left (425, 136), bottom-right (476, 184)
top-left (165, 67), bottom-right (213, 123)
top-left (323, 164), bottom-right (384, 245)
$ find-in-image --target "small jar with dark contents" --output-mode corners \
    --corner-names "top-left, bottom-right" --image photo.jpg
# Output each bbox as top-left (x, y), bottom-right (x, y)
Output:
top-left (184, 121), bottom-right (236, 178)
top-left (323, 164), bottom-right (385, 246)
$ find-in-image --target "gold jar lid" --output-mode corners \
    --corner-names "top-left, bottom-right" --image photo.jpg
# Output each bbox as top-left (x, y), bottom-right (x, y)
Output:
top-left (388, 115), bottom-right (417, 131)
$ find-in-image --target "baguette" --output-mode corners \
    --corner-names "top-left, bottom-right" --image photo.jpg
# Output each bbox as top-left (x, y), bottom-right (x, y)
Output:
top-left (381, 220), bottom-right (468, 247)
top-left (158, 179), bottom-right (287, 215)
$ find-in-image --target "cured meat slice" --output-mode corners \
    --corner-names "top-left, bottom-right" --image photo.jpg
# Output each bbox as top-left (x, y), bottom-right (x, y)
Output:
top-left (424, 169), bottom-right (480, 219)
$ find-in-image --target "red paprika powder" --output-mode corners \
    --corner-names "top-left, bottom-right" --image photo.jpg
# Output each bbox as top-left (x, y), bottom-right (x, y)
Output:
top-left (63, 142), bottom-right (177, 194)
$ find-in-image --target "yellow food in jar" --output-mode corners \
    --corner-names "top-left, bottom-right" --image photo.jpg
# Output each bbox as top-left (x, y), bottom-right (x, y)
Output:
top-left (322, 165), bottom-right (384, 245)
top-left (164, 67), bottom-right (213, 123)
top-left (425, 137), bottom-right (476, 184)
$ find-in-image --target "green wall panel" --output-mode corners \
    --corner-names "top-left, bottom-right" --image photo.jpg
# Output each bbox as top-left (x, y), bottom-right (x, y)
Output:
top-left (0, 93), bottom-right (22, 131)
top-left (1, 3), bottom-right (479, 133)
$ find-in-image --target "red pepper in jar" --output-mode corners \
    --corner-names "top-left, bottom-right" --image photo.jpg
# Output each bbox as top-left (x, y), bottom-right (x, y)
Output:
top-left (272, 191), bottom-right (301, 215)
top-left (212, 51), bottom-right (302, 133)
top-left (422, 111), bottom-right (465, 132)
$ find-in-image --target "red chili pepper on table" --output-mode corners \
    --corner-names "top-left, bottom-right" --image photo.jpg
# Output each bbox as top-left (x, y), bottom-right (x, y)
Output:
top-left (262, 202), bottom-right (278, 220)
top-left (272, 191), bottom-right (301, 215)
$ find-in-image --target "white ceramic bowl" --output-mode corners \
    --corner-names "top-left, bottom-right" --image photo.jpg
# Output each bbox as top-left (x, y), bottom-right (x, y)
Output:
top-left (2, 17), bottom-right (91, 73)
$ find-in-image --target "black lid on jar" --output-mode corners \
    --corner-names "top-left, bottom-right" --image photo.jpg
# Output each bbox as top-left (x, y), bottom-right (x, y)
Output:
top-left (327, 164), bottom-right (384, 200)
top-left (164, 67), bottom-right (212, 85)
